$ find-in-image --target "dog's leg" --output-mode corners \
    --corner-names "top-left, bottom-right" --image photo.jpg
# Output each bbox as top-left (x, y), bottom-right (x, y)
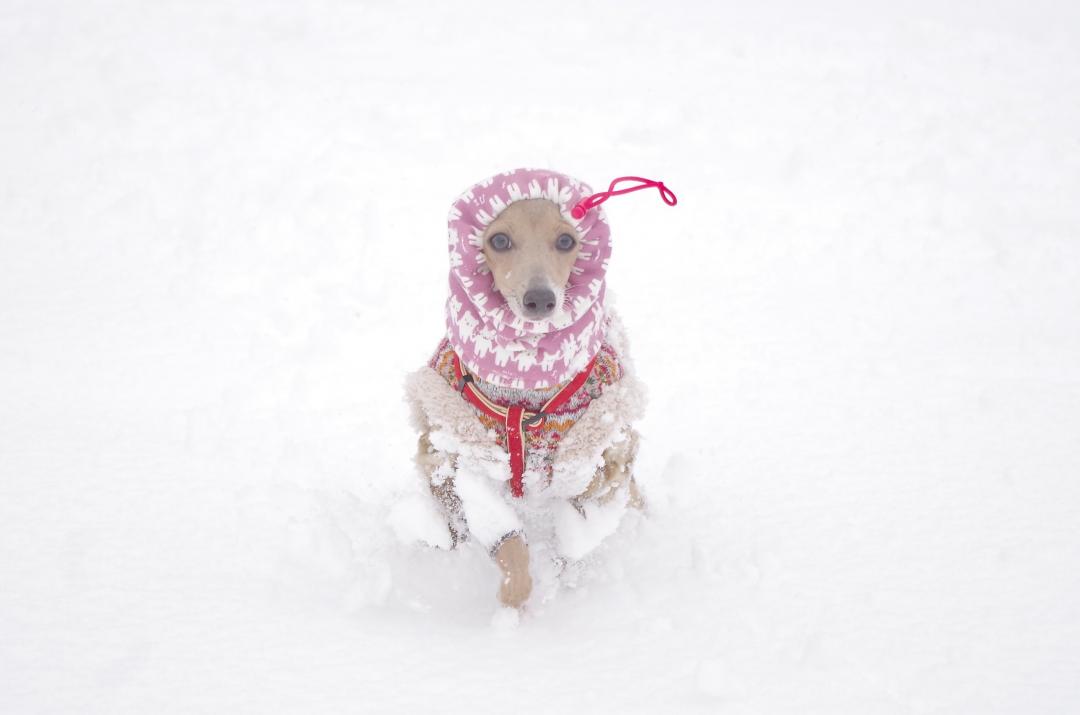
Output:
top-left (492, 532), bottom-right (532, 609)
top-left (416, 432), bottom-right (467, 548)
top-left (417, 432), bottom-right (532, 607)
top-left (450, 463), bottom-right (530, 608)
top-left (574, 429), bottom-right (645, 511)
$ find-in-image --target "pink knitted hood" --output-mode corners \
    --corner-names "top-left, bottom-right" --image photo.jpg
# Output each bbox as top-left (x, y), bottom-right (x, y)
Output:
top-left (445, 168), bottom-right (611, 390)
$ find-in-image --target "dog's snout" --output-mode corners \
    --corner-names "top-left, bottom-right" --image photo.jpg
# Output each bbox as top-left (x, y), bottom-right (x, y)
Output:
top-left (523, 287), bottom-right (557, 318)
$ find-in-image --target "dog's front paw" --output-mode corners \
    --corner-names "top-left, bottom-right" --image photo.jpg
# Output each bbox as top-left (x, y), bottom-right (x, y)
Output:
top-left (493, 533), bottom-right (532, 609)
top-left (498, 571), bottom-right (532, 610)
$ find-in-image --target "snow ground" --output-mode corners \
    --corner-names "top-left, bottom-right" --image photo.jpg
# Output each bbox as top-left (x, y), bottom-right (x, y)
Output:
top-left (2, 1), bottom-right (1080, 712)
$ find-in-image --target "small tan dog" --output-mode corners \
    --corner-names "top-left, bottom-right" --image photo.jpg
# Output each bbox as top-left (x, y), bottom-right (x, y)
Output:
top-left (406, 169), bottom-right (672, 609)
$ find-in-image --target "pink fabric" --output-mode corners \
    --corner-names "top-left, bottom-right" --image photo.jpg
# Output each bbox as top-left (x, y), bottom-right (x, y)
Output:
top-left (445, 168), bottom-right (611, 390)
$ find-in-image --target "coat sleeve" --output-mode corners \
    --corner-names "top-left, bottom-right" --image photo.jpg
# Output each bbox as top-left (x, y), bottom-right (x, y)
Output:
top-left (404, 366), bottom-right (522, 550)
top-left (546, 368), bottom-right (647, 500)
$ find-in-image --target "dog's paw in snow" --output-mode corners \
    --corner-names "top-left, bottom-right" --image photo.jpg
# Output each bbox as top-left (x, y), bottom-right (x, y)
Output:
top-left (493, 532), bottom-right (532, 608)
top-left (490, 605), bottom-right (521, 632)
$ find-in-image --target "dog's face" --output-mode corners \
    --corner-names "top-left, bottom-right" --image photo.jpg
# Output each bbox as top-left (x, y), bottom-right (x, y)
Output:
top-left (481, 199), bottom-right (581, 322)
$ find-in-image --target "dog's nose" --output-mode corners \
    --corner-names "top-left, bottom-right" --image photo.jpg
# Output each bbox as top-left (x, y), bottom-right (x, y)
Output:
top-left (523, 288), bottom-right (557, 317)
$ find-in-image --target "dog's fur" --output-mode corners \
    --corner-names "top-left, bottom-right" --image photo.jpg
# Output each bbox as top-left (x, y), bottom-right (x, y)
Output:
top-left (407, 199), bottom-right (645, 609)
top-left (479, 199), bottom-right (580, 322)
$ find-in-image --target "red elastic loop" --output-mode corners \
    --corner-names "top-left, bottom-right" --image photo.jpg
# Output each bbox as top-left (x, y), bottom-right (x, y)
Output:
top-left (570, 176), bottom-right (677, 219)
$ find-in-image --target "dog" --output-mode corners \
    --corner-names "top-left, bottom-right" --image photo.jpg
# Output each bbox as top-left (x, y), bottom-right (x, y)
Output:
top-left (405, 168), bottom-right (675, 609)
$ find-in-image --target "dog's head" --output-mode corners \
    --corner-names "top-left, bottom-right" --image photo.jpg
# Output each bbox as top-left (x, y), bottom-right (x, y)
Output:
top-left (479, 199), bottom-right (581, 322)
top-left (445, 168), bottom-right (674, 388)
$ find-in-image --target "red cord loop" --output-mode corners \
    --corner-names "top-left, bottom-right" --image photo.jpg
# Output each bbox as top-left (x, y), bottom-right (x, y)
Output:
top-left (571, 176), bottom-right (677, 219)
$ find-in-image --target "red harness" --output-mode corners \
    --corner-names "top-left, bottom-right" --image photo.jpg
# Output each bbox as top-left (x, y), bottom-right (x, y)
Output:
top-left (451, 352), bottom-right (596, 498)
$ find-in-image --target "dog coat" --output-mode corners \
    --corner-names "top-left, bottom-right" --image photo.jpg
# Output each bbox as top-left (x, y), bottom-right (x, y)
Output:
top-left (405, 169), bottom-right (673, 547)
top-left (428, 336), bottom-right (624, 497)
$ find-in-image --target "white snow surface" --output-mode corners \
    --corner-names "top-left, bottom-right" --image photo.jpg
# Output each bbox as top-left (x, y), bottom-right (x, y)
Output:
top-left (3, 1), bottom-right (1080, 713)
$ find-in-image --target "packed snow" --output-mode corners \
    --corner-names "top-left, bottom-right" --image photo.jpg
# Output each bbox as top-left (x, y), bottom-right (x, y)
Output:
top-left (2, 1), bottom-right (1079, 713)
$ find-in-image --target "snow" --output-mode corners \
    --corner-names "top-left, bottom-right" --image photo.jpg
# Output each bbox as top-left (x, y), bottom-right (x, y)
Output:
top-left (2, 1), bottom-right (1080, 713)
top-left (553, 491), bottom-right (632, 561)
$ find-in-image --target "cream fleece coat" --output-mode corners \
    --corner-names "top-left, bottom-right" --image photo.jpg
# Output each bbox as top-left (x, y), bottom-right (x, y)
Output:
top-left (404, 314), bottom-right (646, 556)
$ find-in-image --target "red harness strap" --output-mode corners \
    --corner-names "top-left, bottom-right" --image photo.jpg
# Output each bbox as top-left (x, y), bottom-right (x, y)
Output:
top-left (505, 405), bottom-right (526, 496)
top-left (451, 353), bottom-right (596, 497)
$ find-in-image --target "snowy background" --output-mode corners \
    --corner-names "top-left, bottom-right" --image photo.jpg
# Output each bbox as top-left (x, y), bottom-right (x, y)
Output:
top-left (3, 1), bottom-right (1079, 712)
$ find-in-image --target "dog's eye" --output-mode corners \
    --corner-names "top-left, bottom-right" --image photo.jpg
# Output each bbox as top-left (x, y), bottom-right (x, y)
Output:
top-left (556, 234), bottom-right (576, 252)
top-left (489, 233), bottom-right (511, 251)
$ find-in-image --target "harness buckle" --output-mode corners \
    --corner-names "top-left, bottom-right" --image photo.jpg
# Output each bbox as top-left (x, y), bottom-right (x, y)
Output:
top-left (456, 374), bottom-right (474, 393)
